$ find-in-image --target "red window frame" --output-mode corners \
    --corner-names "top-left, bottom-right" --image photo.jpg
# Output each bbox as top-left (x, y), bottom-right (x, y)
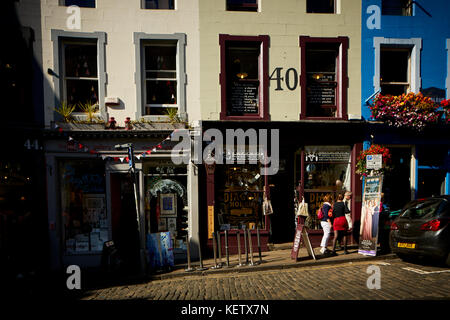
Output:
top-left (299, 36), bottom-right (349, 120)
top-left (219, 34), bottom-right (269, 121)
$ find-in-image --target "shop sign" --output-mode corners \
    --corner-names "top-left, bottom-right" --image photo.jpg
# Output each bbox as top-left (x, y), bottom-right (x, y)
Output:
top-left (358, 176), bottom-right (383, 257)
top-left (224, 191), bottom-right (259, 213)
top-left (366, 154), bottom-right (382, 170)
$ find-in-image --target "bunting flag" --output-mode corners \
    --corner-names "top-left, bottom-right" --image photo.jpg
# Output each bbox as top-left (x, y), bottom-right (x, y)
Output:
top-left (56, 125), bottom-right (180, 162)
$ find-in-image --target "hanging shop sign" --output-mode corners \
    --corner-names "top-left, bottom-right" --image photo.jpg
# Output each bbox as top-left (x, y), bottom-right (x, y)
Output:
top-left (358, 176), bottom-right (383, 256)
top-left (366, 154), bottom-right (382, 170)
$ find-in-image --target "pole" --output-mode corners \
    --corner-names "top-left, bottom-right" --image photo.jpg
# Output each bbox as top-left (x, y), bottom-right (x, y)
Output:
top-left (128, 144), bottom-right (146, 274)
top-left (236, 230), bottom-right (243, 267)
top-left (197, 232), bottom-right (207, 271)
top-left (248, 229), bottom-right (254, 266)
top-left (185, 234), bottom-right (194, 272)
top-left (224, 230), bottom-right (230, 267)
top-left (243, 227), bottom-right (248, 265)
top-left (216, 231), bottom-right (223, 267)
top-left (257, 226), bottom-right (262, 264)
top-left (211, 232), bottom-right (219, 269)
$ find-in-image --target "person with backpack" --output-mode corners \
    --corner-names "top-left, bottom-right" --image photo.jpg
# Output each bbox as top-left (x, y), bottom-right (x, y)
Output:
top-left (330, 193), bottom-right (350, 255)
top-left (319, 194), bottom-right (333, 255)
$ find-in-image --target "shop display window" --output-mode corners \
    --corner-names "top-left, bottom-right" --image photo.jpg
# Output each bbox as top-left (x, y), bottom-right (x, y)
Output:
top-left (59, 160), bottom-right (107, 254)
top-left (215, 164), bottom-right (265, 230)
top-left (303, 146), bottom-right (351, 229)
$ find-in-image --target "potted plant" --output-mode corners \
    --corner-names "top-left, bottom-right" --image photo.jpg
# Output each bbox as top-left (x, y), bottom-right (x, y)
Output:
top-left (54, 101), bottom-right (75, 123)
top-left (440, 98), bottom-right (450, 123)
top-left (78, 102), bottom-right (100, 123)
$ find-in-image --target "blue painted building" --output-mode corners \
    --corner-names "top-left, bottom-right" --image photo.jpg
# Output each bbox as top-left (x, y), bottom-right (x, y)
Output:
top-left (361, 0), bottom-right (450, 211)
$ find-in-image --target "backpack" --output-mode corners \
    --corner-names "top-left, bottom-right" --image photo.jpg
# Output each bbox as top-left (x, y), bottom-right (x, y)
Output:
top-left (317, 206), bottom-right (324, 220)
top-left (317, 205), bottom-right (333, 220)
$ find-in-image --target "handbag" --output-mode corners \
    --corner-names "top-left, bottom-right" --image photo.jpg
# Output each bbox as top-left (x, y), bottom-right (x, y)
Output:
top-left (345, 213), bottom-right (353, 229)
top-left (263, 198), bottom-right (273, 215)
top-left (296, 198), bottom-right (309, 217)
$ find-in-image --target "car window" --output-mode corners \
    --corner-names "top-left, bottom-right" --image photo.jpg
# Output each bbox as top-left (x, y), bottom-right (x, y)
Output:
top-left (400, 199), bottom-right (448, 219)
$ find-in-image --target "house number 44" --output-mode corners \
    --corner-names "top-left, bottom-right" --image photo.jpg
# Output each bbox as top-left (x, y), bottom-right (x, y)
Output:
top-left (269, 67), bottom-right (299, 91)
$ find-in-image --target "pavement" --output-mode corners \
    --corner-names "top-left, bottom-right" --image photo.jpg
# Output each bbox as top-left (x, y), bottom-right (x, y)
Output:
top-left (147, 243), bottom-right (397, 281)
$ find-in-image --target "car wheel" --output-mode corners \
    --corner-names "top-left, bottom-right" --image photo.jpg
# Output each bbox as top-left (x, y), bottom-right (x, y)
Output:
top-left (396, 253), bottom-right (414, 263)
top-left (445, 252), bottom-right (450, 267)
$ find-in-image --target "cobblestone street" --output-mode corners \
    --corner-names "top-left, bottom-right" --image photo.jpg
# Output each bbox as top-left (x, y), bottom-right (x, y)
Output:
top-left (79, 257), bottom-right (450, 300)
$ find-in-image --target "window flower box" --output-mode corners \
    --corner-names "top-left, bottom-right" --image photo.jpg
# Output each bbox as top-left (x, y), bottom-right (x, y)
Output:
top-left (370, 92), bottom-right (441, 131)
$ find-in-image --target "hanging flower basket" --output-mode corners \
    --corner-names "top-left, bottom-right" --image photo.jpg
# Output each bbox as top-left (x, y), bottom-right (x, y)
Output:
top-left (370, 92), bottom-right (441, 131)
top-left (441, 99), bottom-right (450, 124)
top-left (356, 144), bottom-right (391, 178)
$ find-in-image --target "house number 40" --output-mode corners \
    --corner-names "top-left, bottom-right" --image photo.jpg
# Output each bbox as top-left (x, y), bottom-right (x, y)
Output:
top-left (269, 67), bottom-right (299, 91)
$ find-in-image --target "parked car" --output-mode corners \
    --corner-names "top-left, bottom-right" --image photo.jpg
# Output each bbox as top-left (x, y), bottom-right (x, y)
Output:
top-left (378, 209), bottom-right (401, 254)
top-left (389, 195), bottom-right (450, 266)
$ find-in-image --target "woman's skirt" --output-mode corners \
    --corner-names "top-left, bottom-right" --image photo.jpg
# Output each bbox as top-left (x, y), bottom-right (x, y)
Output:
top-left (333, 216), bottom-right (348, 231)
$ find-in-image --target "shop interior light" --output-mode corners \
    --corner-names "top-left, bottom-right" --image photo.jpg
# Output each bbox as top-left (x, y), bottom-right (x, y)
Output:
top-left (237, 72), bottom-right (248, 79)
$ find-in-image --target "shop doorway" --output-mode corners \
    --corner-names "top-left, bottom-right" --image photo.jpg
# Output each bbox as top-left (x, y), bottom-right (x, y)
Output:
top-left (382, 147), bottom-right (411, 211)
top-left (417, 169), bottom-right (446, 198)
top-left (110, 173), bottom-right (141, 274)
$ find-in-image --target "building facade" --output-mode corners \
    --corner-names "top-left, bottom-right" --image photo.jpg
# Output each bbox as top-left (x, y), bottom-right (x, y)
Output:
top-left (15, 0), bottom-right (202, 271)
top-left (197, 0), bottom-right (364, 251)
top-left (361, 0), bottom-right (450, 212)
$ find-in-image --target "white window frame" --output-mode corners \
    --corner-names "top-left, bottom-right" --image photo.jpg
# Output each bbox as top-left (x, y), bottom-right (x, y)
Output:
top-left (143, 41), bottom-right (178, 112)
top-left (134, 33), bottom-right (186, 121)
top-left (373, 37), bottom-right (421, 94)
top-left (51, 30), bottom-right (107, 121)
top-left (61, 40), bottom-right (99, 113)
top-left (379, 47), bottom-right (411, 95)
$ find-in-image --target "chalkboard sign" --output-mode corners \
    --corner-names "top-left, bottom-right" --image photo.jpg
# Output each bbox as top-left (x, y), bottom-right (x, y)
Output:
top-left (307, 82), bottom-right (336, 105)
top-left (228, 80), bottom-right (259, 115)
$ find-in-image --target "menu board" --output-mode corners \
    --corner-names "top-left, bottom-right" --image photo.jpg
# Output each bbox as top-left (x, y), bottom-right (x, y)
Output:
top-left (228, 81), bottom-right (259, 115)
top-left (307, 82), bottom-right (336, 106)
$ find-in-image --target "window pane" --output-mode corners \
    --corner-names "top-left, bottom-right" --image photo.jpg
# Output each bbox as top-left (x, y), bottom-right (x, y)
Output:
top-left (144, 0), bottom-right (174, 9)
top-left (307, 0), bottom-right (335, 13)
top-left (305, 44), bottom-right (338, 117)
top-left (382, 0), bottom-right (412, 16)
top-left (66, 79), bottom-right (98, 110)
top-left (381, 84), bottom-right (408, 96)
top-left (227, 0), bottom-right (258, 12)
top-left (225, 43), bottom-right (260, 116)
top-left (380, 50), bottom-right (409, 83)
top-left (64, 0), bottom-right (96, 8)
top-left (215, 165), bottom-right (265, 230)
top-left (146, 71), bottom-right (176, 79)
top-left (146, 80), bottom-right (177, 105)
top-left (64, 43), bottom-right (98, 78)
top-left (145, 45), bottom-right (177, 71)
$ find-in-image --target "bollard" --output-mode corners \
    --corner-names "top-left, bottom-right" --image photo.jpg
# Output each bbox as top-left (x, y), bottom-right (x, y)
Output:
top-left (185, 235), bottom-right (194, 272)
top-left (196, 233), bottom-right (207, 271)
top-left (248, 229), bottom-right (255, 266)
top-left (224, 230), bottom-right (231, 267)
top-left (211, 232), bottom-right (220, 269)
top-left (236, 230), bottom-right (243, 267)
top-left (257, 227), bottom-right (262, 265)
top-left (216, 231), bottom-right (223, 267)
top-left (243, 227), bottom-right (248, 265)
